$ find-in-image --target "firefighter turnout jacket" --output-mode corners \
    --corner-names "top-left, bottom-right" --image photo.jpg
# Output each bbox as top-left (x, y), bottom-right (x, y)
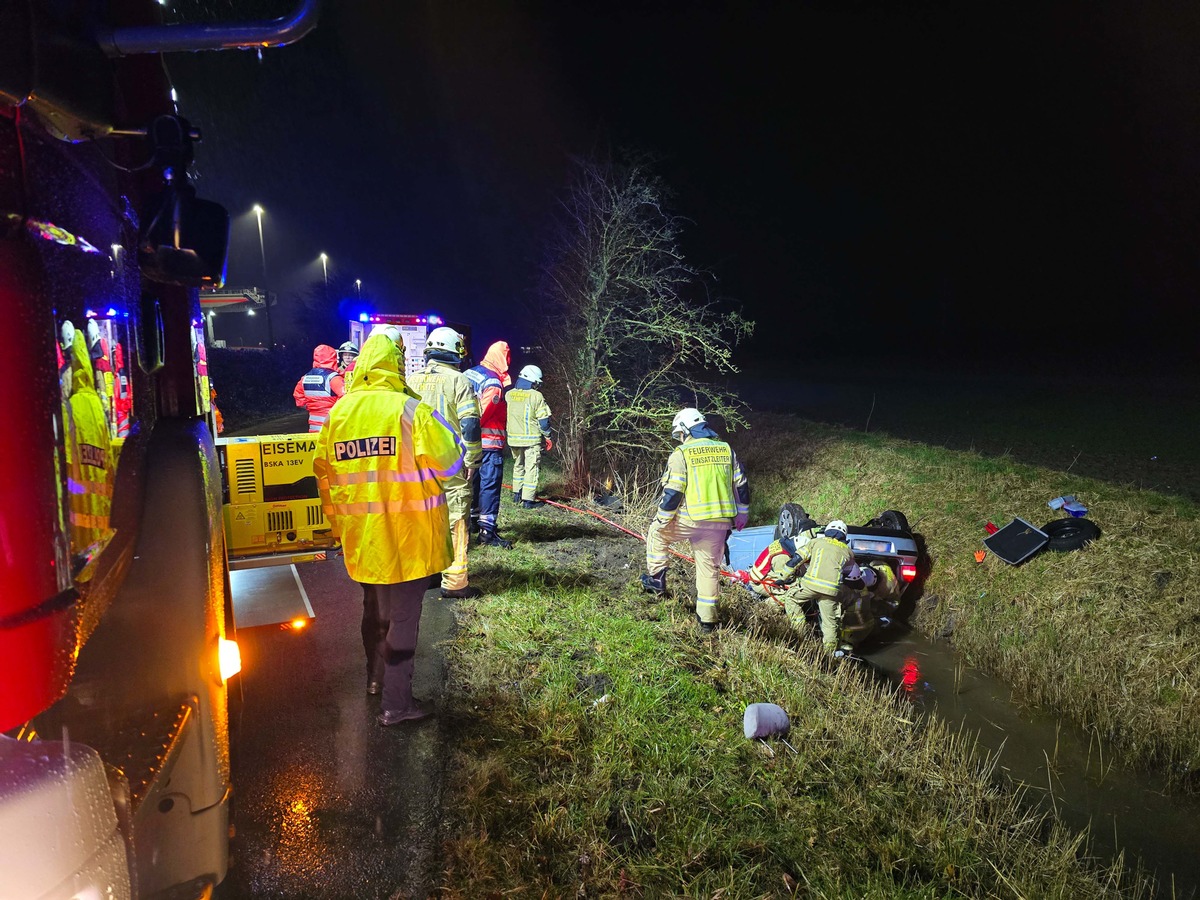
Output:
top-left (408, 359), bottom-right (482, 469)
top-left (657, 436), bottom-right (749, 526)
top-left (793, 534), bottom-right (860, 598)
top-left (313, 334), bottom-right (464, 584)
top-left (506, 386), bottom-right (551, 447)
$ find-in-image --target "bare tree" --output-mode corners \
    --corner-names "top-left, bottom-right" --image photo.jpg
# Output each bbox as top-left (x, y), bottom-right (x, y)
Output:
top-left (538, 153), bottom-right (754, 497)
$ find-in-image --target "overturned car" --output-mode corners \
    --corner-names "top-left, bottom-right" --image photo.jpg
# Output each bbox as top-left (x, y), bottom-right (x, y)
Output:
top-left (726, 504), bottom-right (922, 653)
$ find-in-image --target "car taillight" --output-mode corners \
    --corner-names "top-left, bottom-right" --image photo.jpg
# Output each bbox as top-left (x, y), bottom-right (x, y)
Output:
top-left (900, 564), bottom-right (918, 582)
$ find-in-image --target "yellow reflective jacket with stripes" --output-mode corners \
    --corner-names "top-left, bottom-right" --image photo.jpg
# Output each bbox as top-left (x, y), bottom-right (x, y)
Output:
top-left (314, 333), bottom-right (464, 584)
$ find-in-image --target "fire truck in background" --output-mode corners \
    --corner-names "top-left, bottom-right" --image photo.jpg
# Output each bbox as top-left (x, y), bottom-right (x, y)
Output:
top-left (0, 3), bottom-right (317, 898)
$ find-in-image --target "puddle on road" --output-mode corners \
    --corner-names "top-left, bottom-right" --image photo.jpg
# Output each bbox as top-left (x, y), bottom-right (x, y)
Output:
top-left (862, 626), bottom-right (1200, 900)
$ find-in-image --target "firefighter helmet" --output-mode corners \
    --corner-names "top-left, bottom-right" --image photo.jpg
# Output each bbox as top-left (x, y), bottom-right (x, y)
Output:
top-left (425, 326), bottom-right (465, 357)
top-left (369, 324), bottom-right (404, 351)
top-left (518, 364), bottom-right (543, 385)
top-left (338, 340), bottom-right (359, 358)
top-left (671, 407), bottom-right (705, 441)
top-left (824, 519), bottom-right (849, 540)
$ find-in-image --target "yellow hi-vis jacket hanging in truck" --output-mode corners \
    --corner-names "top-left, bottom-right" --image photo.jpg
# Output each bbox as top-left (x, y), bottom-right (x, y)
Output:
top-left (313, 334), bottom-right (464, 584)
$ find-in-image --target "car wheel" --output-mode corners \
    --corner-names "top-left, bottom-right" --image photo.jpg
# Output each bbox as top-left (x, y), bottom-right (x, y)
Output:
top-left (1041, 517), bottom-right (1100, 551)
top-left (870, 509), bottom-right (910, 532)
top-left (774, 502), bottom-right (811, 542)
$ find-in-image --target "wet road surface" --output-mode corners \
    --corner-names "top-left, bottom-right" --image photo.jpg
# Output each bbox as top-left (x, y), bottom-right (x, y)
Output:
top-left (217, 561), bottom-right (454, 900)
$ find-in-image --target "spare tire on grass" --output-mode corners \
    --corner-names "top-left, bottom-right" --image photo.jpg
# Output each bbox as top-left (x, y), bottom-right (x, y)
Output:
top-left (1040, 517), bottom-right (1101, 552)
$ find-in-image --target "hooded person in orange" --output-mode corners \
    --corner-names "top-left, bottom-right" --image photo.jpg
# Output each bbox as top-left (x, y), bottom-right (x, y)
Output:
top-left (293, 343), bottom-right (345, 432)
top-left (465, 341), bottom-right (513, 547)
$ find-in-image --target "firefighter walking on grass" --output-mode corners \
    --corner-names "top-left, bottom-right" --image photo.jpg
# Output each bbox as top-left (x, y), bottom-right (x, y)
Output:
top-left (313, 332), bottom-right (463, 725)
top-left (641, 408), bottom-right (750, 634)
top-left (506, 365), bottom-right (552, 508)
top-left (408, 327), bottom-right (483, 598)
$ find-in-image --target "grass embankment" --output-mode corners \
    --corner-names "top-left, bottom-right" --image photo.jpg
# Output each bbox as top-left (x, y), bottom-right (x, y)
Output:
top-left (437, 501), bottom-right (1150, 898)
top-left (738, 413), bottom-right (1200, 784)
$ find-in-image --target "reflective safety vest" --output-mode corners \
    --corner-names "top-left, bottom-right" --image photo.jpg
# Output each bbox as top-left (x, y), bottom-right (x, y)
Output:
top-left (797, 535), bottom-right (856, 597)
top-left (466, 364), bottom-right (506, 450)
top-left (64, 332), bottom-right (114, 577)
top-left (662, 438), bottom-right (738, 522)
top-left (749, 527), bottom-right (822, 587)
top-left (505, 388), bottom-right (550, 447)
top-left (301, 367), bottom-right (339, 432)
top-left (313, 395), bottom-right (462, 584)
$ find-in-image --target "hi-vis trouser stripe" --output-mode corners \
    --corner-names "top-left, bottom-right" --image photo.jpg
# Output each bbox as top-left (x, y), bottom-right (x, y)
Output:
top-left (325, 495), bottom-right (447, 515)
top-left (645, 517), bottom-right (730, 625)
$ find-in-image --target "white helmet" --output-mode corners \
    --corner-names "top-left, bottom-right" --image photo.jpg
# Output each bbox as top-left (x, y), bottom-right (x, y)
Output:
top-left (671, 407), bottom-right (705, 440)
top-left (61, 320), bottom-right (76, 350)
top-left (519, 364), bottom-right (543, 385)
top-left (861, 566), bottom-right (877, 588)
top-left (825, 519), bottom-right (848, 539)
top-left (425, 326), bottom-right (465, 357)
top-left (369, 324), bottom-right (404, 350)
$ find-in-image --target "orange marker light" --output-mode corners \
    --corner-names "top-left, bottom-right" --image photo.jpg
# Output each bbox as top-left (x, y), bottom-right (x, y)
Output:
top-left (218, 639), bottom-right (242, 682)
top-left (289, 618), bottom-right (308, 631)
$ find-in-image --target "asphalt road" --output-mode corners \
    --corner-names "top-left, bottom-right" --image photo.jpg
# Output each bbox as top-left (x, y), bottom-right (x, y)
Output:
top-left (216, 561), bottom-right (454, 900)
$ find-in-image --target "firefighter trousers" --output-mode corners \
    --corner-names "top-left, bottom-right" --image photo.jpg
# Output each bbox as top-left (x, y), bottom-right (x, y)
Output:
top-left (646, 517), bottom-right (731, 625)
top-left (510, 443), bottom-right (542, 501)
top-left (442, 473), bottom-right (472, 591)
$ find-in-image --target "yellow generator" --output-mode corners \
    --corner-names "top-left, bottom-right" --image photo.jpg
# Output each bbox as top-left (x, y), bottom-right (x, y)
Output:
top-left (217, 434), bottom-right (338, 567)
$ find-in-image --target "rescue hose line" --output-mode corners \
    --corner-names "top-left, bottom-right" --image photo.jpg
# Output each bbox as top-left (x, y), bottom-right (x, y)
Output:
top-left (501, 481), bottom-right (782, 603)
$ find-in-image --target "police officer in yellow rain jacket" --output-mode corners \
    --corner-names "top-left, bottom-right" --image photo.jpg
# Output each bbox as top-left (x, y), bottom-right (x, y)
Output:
top-left (406, 327), bottom-right (482, 599)
top-left (314, 332), bottom-right (464, 726)
top-left (505, 364), bottom-right (552, 507)
top-left (62, 325), bottom-right (114, 580)
top-left (641, 408), bottom-right (750, 634)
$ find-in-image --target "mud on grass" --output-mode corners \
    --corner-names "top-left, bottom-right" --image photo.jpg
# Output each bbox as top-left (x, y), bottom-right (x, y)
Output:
top-left (436, 500), bottom-right (1151, 899)
top-left (739, 413), bottom-right (1200, 789)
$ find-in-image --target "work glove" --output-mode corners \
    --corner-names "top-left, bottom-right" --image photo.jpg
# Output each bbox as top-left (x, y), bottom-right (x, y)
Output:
top-left (543, 437), bottom-right (554, 452)
top-left (733, 512), bottom-right (749, 531)
top-left (733, 569), bottom-right (751, 586)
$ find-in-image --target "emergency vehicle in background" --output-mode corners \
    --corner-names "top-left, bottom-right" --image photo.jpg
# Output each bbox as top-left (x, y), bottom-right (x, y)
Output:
top-left (217, 312), bottom-right (471, 565)
top-left (0, 3), bottom-right (317, 898)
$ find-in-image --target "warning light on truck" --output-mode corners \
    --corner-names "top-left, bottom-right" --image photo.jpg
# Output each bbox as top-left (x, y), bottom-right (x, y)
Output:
top-left (218, 638), bottom-right (242, 682)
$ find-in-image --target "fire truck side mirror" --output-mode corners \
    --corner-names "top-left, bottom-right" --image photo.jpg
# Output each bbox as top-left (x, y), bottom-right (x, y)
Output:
top-left (138, 184), bottom-right (230, 288)
top-left (138, 294), bottom-right (166, 374)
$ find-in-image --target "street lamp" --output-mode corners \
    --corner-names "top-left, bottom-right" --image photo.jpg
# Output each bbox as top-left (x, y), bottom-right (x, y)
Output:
top-left (319, 252), bottom-right (328, 285)
top-left (251, 204), bottom-right (273, 347)
top-left (355, 278), bottom-right (361, 296)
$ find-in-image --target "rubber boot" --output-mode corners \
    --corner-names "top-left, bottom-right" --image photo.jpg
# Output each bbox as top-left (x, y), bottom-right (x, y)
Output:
top-left (696, 613), bottom-right (716, 635)
top-left (477, 528), bottom-right (513, 549)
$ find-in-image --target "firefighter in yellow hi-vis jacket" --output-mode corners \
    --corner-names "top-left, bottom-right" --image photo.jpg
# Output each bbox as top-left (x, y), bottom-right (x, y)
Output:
top-left (407, 327), bottom-right (482, 599)
top-left (505, 365), bottom-right (552, 508)
top-left (641, 408), bottom-right (750, 634)
top-left (313, 332), bottom-right (463, 725)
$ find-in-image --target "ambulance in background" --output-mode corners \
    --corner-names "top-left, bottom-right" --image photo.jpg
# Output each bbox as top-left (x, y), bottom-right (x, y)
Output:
top-left (0, 2), bottom-right (316, 897)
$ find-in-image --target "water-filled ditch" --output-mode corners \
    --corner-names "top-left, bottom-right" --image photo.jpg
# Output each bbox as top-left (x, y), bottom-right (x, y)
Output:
top-left (862, 626), bottom-right (1200, 899)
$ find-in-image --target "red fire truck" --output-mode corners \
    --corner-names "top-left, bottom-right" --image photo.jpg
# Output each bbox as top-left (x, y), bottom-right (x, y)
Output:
top-left (0, 3), bottom-right (316, 897)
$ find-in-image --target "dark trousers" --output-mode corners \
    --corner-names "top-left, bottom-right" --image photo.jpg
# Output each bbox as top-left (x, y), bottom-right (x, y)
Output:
top-left (477, 448), bottom-right (504, 531)
top-left (360, 579), bottom-right (426, 714)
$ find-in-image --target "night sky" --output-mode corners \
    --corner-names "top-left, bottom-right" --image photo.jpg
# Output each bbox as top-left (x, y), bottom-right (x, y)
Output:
top-left (170, 1), bottom-right (1200, 368)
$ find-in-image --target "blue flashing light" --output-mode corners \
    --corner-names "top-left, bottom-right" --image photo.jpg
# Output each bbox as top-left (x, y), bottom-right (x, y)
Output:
top-left (106, 307), bottom-right (118, 317)
top-left (428, 314), bottom-right (443, 325)
top-left (359, 313), bottom-right (370, 322)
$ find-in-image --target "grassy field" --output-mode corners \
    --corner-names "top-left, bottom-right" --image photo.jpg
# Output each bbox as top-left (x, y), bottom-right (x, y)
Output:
top-left (435, 492), bottom-right (1154, 897)
top-left (737, 414), bottom-right (1200, 785)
